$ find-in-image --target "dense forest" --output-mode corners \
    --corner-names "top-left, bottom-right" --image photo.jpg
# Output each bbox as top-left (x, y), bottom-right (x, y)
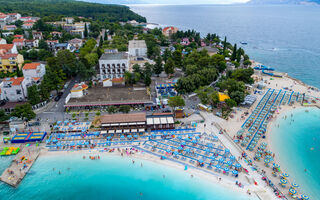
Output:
top-left (0, 0), bottom-right (146, 22)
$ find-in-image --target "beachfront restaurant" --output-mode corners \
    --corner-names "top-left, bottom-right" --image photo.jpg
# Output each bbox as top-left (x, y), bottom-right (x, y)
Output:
top-left (100, 112), bottom-right (175, 135)
top-left (100, 113), bottom-right (146, 135)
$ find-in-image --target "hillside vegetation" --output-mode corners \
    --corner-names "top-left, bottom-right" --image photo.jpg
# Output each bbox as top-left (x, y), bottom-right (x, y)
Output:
top-left (0, 0), bottom-right (146, 22)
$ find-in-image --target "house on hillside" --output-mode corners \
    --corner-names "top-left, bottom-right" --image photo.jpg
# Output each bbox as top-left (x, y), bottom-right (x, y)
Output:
top-left (0, 77), bottom-right (28, 102)
top-left (22, 63), bottom-right (46, 79)
top-left (32, 32), bottom-right (43, 40)
top-left (12, 38), bottom-right (25, 49)
top-left (162, 26), bottom-right (178, 37)
top-left (0, 54), bottom-right (24, 72)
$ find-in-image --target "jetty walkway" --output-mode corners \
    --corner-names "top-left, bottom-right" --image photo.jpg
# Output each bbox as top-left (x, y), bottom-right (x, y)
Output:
top-left (0, 145), bottom-right (40, 187)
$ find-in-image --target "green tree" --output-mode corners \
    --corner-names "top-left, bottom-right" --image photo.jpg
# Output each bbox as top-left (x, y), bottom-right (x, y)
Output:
top-left (229, 91), bottom-right (245, 105)
top-left (143, 62), bottom-right (153, 78)
top-left (209, 91), bottom-right (220, 107)
top-left (107, 106), bottom-right (117, 114)
top-left (172, 50), bottom-right (183, 68)
top-left (144, 74), bottom-right (151, 86)
top-left (84, 23), bottom-right (88, 38)
top-left (27, 85), bottom-right (40, 105)
top-left (16, 64), bottom-right (23, 77)
top-left (0, 110), bottom-right (9, 122)
top-left (12, 103), bottom-right (36, 121)
top-left (168, 96), bottom-right (185, 113)
top-left (231, 43), bottom-right (237, 61)
top-left (225, 98), bottom-right (237, 108)
top-left (243, 60), bottom-right (252, 66)
top-left (99, 35), bottom-right (103, 47)
top-left (119, 105), bottom-right (131, 113)
top-left (163, 48), bottom-right (171, 63)
top-left (38, 39), bottom-right (49, 50)
top-left (132, 64), bottom-right (141, 73)
top-left (164, 57), bottom-right (175, 76)
top-left (222, 36), bottom-right (227, 55)
top-left (153, 56), bottom-right (163, 76)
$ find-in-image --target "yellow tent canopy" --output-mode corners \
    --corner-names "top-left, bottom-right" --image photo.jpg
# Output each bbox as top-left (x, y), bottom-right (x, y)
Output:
top-left (218, 92), bottom-right (230, 102)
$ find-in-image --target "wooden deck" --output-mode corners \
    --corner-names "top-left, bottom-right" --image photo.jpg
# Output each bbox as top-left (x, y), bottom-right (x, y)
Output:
top-left (0, 145), bottom-right (40, 187)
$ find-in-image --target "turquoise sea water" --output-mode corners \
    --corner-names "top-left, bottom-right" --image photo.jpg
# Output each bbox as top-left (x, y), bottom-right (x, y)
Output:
top-left (270, 107), bottom-right (320, 199)
top-left (130, 5), bottom-right (320, 88)
top-left (0, 154), bottom-right (255, 200)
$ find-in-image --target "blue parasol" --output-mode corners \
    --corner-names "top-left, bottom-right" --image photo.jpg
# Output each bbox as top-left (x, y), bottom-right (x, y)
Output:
top-left (281, 173), bottom-right (289, 178)
top-left (291, 183), bottom-right (299, 188)
top-left (301, 195), bottom-right (309, 200)
top-left (280, 179), bottom-right (287, 184)
top-left (224, 167), bottom-right (229, 172)
top-left (289, 188), bottom-right (297, 195)
top-left (235, 163), bottom-right (241, 168)
top-left (232, 170), bottom-right (238, 175)
top-left (215, 165), bottom-right (221, 169)
top-left (198, 159), bottom-right (204, 163)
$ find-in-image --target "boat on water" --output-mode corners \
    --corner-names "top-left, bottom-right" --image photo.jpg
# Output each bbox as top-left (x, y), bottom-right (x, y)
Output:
top-left (240, 42), bottom-right (248, 45)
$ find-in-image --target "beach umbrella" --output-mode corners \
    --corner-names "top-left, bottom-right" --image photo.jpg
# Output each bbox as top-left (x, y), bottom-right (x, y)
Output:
top-left (224, 167), bottom-right (229, 172)
top-left (163, 132), bottom-right (167, 135)
top-left (232, 170), bottom-right (238, 175)
top-left (264, 159), bottom-right (270, 163)
top-left (195, 136), bottom-right (200, 140)
top-left (235, 163), bottom-right (241, 169)
top-left (291, 183), bottom-right (299, 188)
top-left (151, 133), bottom-right (156, 137)
top-left (127, 135), bottom-right (132, 138)
top-left (215, 165), bottom-right (221, 169)
top-left (281, 173), bottom-right (289, 178)
top-left (70, 141), bottom-right (75, 146)
top-left (182, 142), bottom-right (186, 146)
top-left (198, 159), bottom-right (204, 163)
top-left (273, 163), bottom-right (280, 168)
top-left (219, 158), bottom-right (224, 163)
top-left (178, 146), bottom-right (183, 150)
top-left (186, 148), bottom-right (190, 152)
top-left (280, 179), bottom-right (287, 184)
top-left (173, 152), bottom-right (178, 155)
top-left (225, 149), bottom-right (230, 153)
top-left (229, 155), bottom-right (235, 160)
top-left (289, 188), bottom-right (297, 195)
top-left (120, 135), bottom-right (125, 139)
top-left (107, 136), bottom-right (111, 140)
top-left (178, 136), bottom-right (182, 139)
top-left (207, 143), bottom-right (213, 148)
top-left (301, 195), bottom-right (309, 200)
top-left (227, 161), bottom-right (232, 166)
top-left (134, 134), bottom-right (138, 138)
top-left (192, 140), bottom-right (197, 144)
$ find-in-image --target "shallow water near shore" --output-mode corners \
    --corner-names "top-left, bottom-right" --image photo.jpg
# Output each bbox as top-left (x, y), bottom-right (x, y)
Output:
top-left (0, 154), bottom-right (255, 200)
top-left (270, 107), bottom-right (320, 199)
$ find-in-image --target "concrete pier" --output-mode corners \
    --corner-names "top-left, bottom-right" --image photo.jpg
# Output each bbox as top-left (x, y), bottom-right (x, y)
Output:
top-left (0, 145), bottom-right (40, 187)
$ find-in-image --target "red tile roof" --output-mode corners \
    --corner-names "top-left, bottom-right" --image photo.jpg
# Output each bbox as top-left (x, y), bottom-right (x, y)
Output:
top-left (32, 77), bottom-right (40, 81)
top-left (13, 38), bottom-right (25, 43)
top-left (3, 77), bottom-right (24, 86)
top-left (14, 35), bottom-right (23, 38)
top-left (112, 77), bottom-right (124, 82)
top-left (0, 44), bottom-right (14, 50)
top-left (0, 54), bottom-right (18, 59)
top-left (23, 63), bottom-right (40, 70)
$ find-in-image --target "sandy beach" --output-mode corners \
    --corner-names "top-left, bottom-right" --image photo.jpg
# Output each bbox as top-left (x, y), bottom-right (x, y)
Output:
top-left (214, 67), bottom-right (320, 199)
top-left (39, 147), bottom-right (274, 200)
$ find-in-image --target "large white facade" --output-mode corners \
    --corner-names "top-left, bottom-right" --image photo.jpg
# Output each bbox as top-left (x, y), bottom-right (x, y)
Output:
top-left (128, 40), bottom-right (147, 57)
top-left (22, 63), bottom-right (46, 78)
top-left (0, 77), bottom-right (28, 102)
top-left (99, 52), bottom-right (129, 80)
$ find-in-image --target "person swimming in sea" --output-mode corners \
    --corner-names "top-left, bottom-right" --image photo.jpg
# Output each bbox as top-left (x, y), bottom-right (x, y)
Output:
top-left (304, 169), bottom-right (307, 172)
top-left (58, 171), bottom-right (61, 175)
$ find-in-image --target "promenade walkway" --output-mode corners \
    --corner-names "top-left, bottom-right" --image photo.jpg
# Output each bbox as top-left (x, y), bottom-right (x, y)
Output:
top-left (0, 146), bottom-right (40, 187)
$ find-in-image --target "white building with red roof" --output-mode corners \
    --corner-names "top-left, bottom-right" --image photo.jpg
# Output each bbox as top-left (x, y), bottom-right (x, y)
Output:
top-left (22, 23), bottom-right (33, 30)
top-left (12, 38), bottom-right (25, 49)
top-left (22, 63), bottom-right (46, 79)
top-left (162, 26), bottom-right (179, 37)
top-left (0, 44), bottom-right (18, 56)
top-left (0, 77), bottom-right (28, 102)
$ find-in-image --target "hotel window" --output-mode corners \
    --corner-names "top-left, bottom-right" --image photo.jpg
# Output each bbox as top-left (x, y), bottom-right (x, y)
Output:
top-left (16, 90), bottom-right (21, 95)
